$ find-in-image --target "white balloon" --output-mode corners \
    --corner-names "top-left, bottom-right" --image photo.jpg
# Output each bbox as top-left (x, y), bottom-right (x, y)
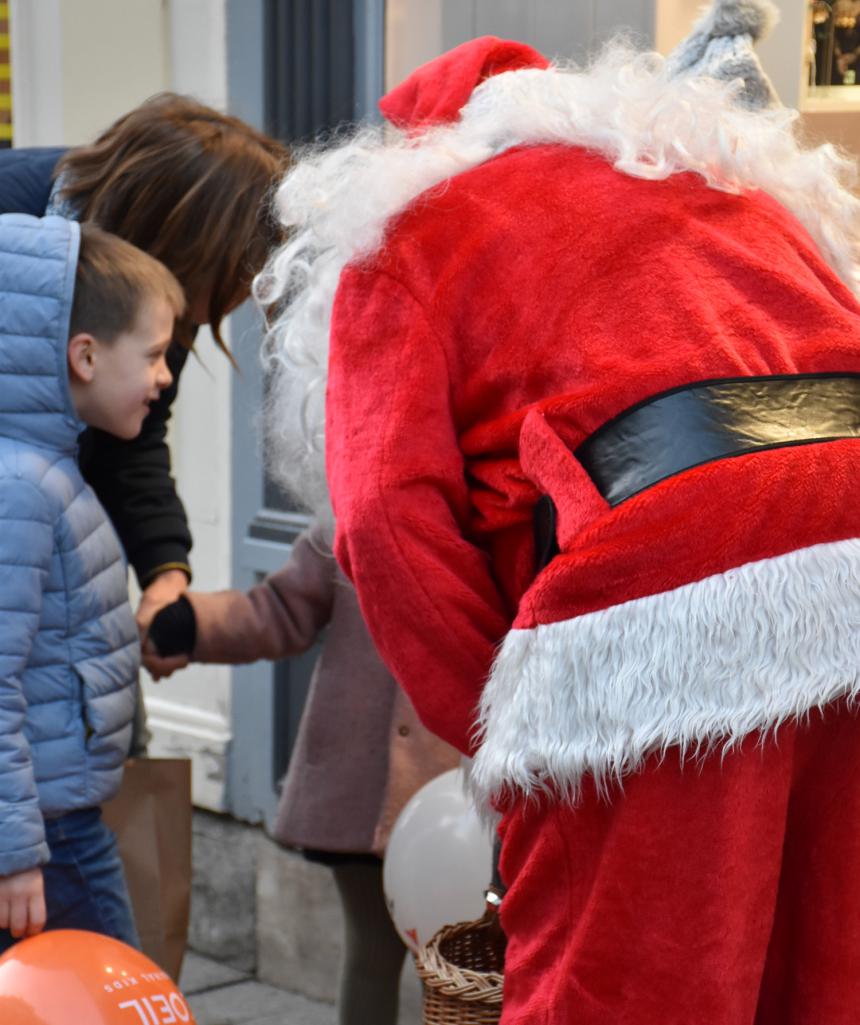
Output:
top-left (383, 767), bottom-right (494, 952)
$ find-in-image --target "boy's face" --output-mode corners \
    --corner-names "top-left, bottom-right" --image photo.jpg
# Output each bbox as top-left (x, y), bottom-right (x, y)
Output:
top-left (70, 297), bottom-right (175, 440)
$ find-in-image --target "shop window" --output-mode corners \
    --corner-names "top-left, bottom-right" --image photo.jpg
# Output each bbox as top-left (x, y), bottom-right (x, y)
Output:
top-left (807, 0), bottom-right (860, 94)
top-left (808, 0), bottom-right (860, 86)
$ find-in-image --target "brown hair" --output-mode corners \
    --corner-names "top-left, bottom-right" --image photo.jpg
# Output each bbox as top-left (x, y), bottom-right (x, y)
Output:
top-left (56, 93), bottom-right (289, 358)
top-left (70, 223), bottom-right (186, 342)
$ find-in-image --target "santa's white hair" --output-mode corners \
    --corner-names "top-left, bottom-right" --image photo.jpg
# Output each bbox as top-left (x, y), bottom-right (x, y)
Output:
top-left (255, 40), bottom-right (860, 513)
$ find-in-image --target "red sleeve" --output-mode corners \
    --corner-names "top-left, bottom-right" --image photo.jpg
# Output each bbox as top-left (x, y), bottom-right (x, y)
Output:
top-left (326, 267), bottom-right (511, 755)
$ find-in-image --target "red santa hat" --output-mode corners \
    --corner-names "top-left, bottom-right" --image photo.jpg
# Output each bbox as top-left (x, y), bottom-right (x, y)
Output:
top-left (379, 35), bottom-right (549, 132)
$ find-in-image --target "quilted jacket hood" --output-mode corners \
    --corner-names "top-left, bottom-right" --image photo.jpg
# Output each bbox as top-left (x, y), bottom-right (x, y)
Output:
top-left (0, 213), bottom-right (85, 454)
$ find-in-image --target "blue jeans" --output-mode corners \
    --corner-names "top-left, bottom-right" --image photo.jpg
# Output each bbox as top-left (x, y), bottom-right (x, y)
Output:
top-left (0, 807), bottom-right (139, 954)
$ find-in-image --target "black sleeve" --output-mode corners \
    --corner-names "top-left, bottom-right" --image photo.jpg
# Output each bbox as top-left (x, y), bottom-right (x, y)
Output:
top-left (79, 341), bottom-right (193, 588)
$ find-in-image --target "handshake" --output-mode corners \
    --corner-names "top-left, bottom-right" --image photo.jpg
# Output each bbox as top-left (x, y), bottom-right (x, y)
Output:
top-left (142, 597), bottom-right (196, 680)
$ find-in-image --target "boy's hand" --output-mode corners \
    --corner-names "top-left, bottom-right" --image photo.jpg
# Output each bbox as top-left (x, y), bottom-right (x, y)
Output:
top-left (0, 867), bottom-right (46, 938)
top-left (137, 568), bottom-right (189, 633)
top-left (137, 569), bottom-right (190, 681)
top-left (142, 637), bottom-right (189, 681)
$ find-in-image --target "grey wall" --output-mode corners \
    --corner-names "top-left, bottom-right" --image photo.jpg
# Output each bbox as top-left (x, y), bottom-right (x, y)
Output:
top-left (441, 0), bottom-right (656, 64)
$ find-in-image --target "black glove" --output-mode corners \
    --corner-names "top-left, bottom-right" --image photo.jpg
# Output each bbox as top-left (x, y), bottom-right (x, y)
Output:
top-left (148, 595), bottom-right (197, 657)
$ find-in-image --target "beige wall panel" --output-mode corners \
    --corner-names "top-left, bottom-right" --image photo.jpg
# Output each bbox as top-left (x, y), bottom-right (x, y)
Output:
top-left (755, 0), bottom-right (806, 107)
top-left (654, 0), bottom-right (701, 53)
top-left (169, 0), bottom-right (227, 107)
top-left (801, 109), bottom-right (860, 156)
top-left (9, 0), bottom-right (63, 144)
top-left (386, 0), bottom-right (443, 90)
top-left (60, 0), bottom-right (168, 145)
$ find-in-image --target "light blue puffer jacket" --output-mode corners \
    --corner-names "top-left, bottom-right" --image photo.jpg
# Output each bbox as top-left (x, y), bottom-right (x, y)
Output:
top-left (0, 214), bottom-right (139, 875)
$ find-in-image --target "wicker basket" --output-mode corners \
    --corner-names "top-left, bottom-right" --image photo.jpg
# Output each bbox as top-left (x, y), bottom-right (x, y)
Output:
top-left (416, 911), bottom-right (506, 1025)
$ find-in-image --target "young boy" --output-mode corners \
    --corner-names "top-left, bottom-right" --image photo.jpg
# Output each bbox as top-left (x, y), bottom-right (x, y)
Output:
top-left (0, 213), bottom-right (184, 950)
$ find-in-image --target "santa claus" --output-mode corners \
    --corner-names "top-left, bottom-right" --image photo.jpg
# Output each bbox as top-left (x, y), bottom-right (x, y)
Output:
top-left (258, 2), bottom-right (860, 1021)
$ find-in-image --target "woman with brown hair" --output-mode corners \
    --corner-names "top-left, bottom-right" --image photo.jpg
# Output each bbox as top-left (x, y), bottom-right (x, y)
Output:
top-left (0, 94), bottom-right (288, 681)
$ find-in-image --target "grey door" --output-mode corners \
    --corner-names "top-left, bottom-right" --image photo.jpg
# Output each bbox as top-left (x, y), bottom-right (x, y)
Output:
top-left (226, 0), bottom-right (384, 826)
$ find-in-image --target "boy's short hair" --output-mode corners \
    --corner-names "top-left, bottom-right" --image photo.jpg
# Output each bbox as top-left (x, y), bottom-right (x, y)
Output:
top-left (69, 223), bottom-right (186, 342)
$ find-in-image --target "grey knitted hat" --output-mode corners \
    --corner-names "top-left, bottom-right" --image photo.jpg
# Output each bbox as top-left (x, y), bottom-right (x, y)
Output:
top-left (666, 0), bottom-right (780, 109)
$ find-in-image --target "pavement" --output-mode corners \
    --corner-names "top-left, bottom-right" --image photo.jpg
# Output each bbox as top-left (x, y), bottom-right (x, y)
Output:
top-left (180, 949), bottom-right (424, 1025)
top-left (180, 950), bottom-right (334, 1025)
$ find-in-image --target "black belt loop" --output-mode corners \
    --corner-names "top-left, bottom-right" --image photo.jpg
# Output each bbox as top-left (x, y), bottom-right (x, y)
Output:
top-left (533, 494), bottom-right (560, 572)
top-left (532, 373), bottom-right (860, 564)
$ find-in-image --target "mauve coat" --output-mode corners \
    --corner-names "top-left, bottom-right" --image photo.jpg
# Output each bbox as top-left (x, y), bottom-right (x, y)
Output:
top-left (186, 523), bottom-right (458, 855)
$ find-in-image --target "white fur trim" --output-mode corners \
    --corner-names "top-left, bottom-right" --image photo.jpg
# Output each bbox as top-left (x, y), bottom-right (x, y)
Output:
top-left (256, 44), bottom-right (860, 514)
top-left (471, 539), bottom-right (860, 807)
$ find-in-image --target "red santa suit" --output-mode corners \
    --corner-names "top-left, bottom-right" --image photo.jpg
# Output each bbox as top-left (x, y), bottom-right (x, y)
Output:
top-left (262, 23), bottom-right (860, 1025)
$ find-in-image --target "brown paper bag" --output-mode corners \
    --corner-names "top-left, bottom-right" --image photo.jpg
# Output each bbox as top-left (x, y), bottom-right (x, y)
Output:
top-left (102, 757), bottom-right (192, 981)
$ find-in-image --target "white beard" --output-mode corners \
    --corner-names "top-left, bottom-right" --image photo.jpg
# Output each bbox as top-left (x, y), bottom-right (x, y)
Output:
top-left (254, 41), bottom-right (860, 515)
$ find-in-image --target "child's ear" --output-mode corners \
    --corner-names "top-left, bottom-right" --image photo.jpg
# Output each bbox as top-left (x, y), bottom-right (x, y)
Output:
top-left (67, 332), bottom-right (97, 384)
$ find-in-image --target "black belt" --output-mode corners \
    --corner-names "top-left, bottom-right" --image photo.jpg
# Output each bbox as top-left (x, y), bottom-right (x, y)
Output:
top-left (534, 373), bottom-right (860, 569)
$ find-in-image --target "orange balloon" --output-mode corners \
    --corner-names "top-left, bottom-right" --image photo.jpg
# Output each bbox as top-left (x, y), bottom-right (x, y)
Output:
top-left (0, 930), bottom-right (197, 1025)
